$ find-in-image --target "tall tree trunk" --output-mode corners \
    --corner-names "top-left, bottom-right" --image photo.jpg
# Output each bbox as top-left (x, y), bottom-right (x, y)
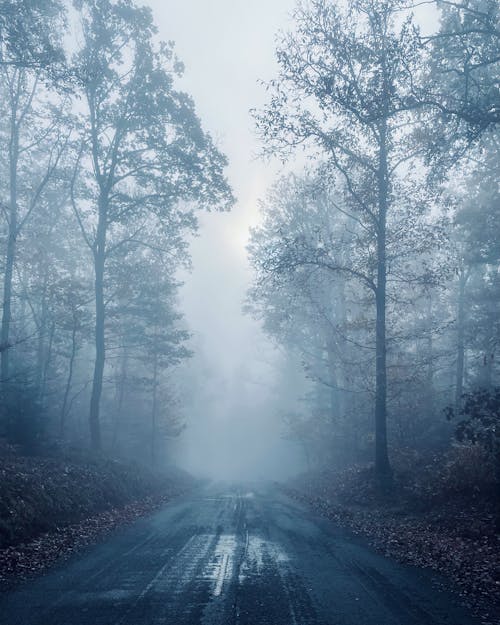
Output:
top-left (60, 320), bottom-right (77, 438)
top-left (374, 119), bottom-right (392, 485)
top-left (330, 281), bottom-right (347, 424)
top-left (40, 319), bottom-right (55, 410)
top-left (1, 227), bottom-right (16, 383)
top-left (326, 342), bottom-right (339, 419)
top-left (35, 275), bottom-right (48, 398)
top-left (481, 324), bottom-right (494, 390)
top-left (1, 103), bottom-right (19, 383)
top-left (112, 342), bottom-right (128, 450)
top-left (89, 199), bottom-right (106, 450)
top-left (455, 267), bottom-right (468, 408)
top-left (426, 294), bottom-right (435, 417)
top-left (151, 349), bottom-right (158, 468)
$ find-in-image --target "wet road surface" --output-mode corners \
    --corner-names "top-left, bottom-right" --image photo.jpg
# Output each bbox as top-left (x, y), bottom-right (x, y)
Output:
top-left (0, 483), bottom-right (480, 625)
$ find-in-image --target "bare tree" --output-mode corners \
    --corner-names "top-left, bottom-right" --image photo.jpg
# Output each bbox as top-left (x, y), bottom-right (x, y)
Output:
top-left (0, 66), bottom-right (67, 382)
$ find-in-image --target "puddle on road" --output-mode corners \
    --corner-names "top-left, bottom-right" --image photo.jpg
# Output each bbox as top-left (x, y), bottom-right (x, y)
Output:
top-left (239, 535), bottom-right (290, 584)
top-left (201, 532), bottom-right (291, 598)
top-left (202, 534), bottom-right (238, 597)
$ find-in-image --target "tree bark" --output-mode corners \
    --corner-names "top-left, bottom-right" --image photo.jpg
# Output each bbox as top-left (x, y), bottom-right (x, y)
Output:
top-left (112, 343), bottom-right (128, 450)
top-left (89, 198), bottom-right (106, 450)
top-left (374, 118), bottom-right (392, 486)
top-left (35, 274), bottom-right (48, 398)
top-left (60, 318), bottom-right (77, 437)
top-left (426, 295), bottom-right (435, 418)
top-left (1, 93), bottom-right (19, 383)
top-left (455, 267), bottom-right (468, 409)
top-left (151, 349), bottom-right (158, 468)
top-left (40, 319), bottom-right (55, 410)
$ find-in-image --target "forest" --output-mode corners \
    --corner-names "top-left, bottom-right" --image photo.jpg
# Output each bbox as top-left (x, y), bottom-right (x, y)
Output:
top-left (0, 0), bottom-right (233, 465)
top-left (248, 0), bottom-right (500, 495)
top-left (0, 1), bottom-right (499, 623)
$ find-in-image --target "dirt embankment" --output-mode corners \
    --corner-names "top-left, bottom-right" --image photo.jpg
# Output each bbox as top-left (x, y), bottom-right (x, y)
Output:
top-left (285, 447), bottom-right (500, 624)
top-left (0, 443), bottom-right (195, 586)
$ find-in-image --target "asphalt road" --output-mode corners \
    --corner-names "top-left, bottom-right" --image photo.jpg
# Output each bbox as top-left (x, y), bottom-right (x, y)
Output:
top-left (0, 483), bottom-right (480, 625)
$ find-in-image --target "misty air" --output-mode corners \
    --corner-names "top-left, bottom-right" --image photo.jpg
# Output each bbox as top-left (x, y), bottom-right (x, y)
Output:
top-left (0, 1), bottom-right (499, 624)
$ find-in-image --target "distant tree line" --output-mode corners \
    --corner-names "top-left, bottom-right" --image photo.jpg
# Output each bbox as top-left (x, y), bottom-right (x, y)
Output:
top-left (0, 0), bottom-right (233, 463)
top-left (248, 0), bottom-right (500, 489)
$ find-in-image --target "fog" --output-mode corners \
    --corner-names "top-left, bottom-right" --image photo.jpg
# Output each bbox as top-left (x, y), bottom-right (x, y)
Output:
top-left (1, 0), bottom-right (497, 493)
top-left (147, 0), bottom-right (306, 480)
top-left (2, 3), bottom-right (500, 621)
top-left (147, 0), bottom-right (439, 480)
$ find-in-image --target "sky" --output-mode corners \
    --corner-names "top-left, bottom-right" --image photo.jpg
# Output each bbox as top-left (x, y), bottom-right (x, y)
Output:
top-left (149, 0), bottom-right (296, 372)
top-left (146, 0), bottom-right (440, 480)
